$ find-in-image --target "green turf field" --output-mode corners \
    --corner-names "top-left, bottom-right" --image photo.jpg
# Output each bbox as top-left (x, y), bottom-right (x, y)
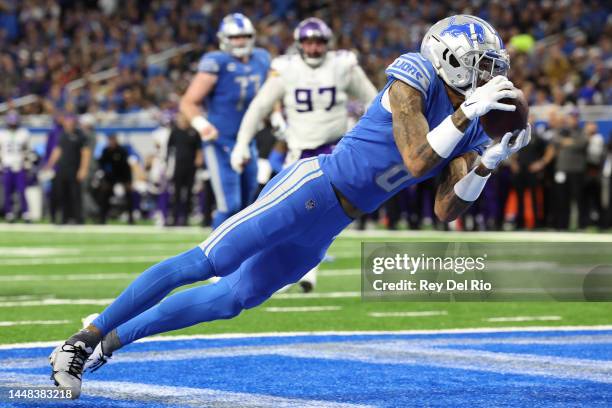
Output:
top-left (1, 224), bottom-right (611, 345)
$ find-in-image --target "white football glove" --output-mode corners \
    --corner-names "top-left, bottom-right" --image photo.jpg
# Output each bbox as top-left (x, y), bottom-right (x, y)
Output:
top-left (480, 124), bottom-right (532, 170)
top-left (460, 76), bottom-right (517, 120)
top-left (230, 143), bottom-right (251, 174)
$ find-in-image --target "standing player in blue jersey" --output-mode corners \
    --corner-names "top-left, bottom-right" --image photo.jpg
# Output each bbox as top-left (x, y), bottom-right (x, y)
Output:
top-left (50, 15), bottom-right (531, 398)
top-left (179, 13), bottom-right (270, 228)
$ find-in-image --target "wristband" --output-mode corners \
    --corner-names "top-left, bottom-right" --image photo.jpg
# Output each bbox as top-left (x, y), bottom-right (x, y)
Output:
top-left (426, 116), bottom-right (464, 158)
top-left (190, 115), bottom-right (210, 133)
top-left (453, 168), bottom-right (491, 202)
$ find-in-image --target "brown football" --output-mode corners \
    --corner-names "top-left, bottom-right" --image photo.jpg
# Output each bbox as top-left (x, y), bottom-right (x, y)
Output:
top-left (479, 89), bottom-right (529, 139)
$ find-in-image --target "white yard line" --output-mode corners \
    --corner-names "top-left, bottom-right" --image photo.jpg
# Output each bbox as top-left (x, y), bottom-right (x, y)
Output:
top-left (0, 295), bottom-right (41, 300)
top-left (368, 311), bottom-right (448, 318)
top-left (0, 223), bottom-right (206, 235)
top-left (484, 315), bottom-right (562, 322)
top-left (265, 306), bottom-right (342, 313)
top-left (0, 256), bottom-right (166, 265)
top-left (0, 270), bottom-right (356, 281)
top-left (318, 269), bottom-right (360, 276)
top-left (0, 244), bottom-right (192, 258)
top-left (0, 247), bottom-right (82, 257)
top-left (0, 273), bottom-right (138, 281)
top-left (0, 298), bottom-right (115, 307)
top-left (2, 222), bottom-right (611, 242)
top-left (3, 273), bottom-right (138, 282)
top-left (0, 291), bottom-right (362, 308)
top-left (274, 291), bottom-right (361, 299)
top-left (0, 319), bottom-right (72, 327)
top-left (7, 333), bottom-right (612, 371)
top-left (3, 326), bottom-right (612, 350)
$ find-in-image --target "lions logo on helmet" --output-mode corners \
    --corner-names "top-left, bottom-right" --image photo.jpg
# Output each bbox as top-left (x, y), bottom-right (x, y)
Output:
top-left (293, 17), bottom-right (333, 67)
top-left (217, 13), bottom-right (256, 58)
top-left (421, 15), bottom-right (509, 96)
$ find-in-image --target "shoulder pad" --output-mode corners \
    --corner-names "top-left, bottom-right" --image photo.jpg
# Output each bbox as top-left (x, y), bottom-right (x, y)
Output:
top-left (197, 51), bottom-right (227, 74)
top-left (271, 55), bottom-right (291, 73)
top-left (253, 48), bottom-right (271, 63)
top-left (332, 49), bottom-right (358, 67)
top-left (385, 52), bottom-right (435, 98)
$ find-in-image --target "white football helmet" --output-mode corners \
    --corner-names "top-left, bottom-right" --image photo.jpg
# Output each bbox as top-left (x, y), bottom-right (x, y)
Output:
top-left (217, 13), bottom-right (255, 58)
top-left (421, 15), bottom-right (509, 96)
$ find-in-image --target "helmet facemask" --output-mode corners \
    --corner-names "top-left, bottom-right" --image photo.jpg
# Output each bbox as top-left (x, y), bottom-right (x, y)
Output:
top-left (294, 18), bottom-right (332, 68)
top-left (467, 49), bottom-right (510, 95)
top-left (435, 41), bottom-right (510, 96)
top-left (298, 37), bottom-right (329, 67)
top-left (220, 34), bottom-right (255, 58)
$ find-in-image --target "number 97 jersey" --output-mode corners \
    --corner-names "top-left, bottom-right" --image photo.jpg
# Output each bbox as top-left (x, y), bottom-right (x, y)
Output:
top-left (271, 50), bottom-right (363, 151)
top-left (198, 48), bottom-right (271, 147)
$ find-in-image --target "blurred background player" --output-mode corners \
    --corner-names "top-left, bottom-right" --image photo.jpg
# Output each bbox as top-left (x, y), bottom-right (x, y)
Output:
top-left (0, 111), bottom-right (31, 222)
top-left (147, 112), bottom-right (172, 226)
top-left (167, 113), bottom-right (203, 226)
top-left (43, 114), bottom-right (91, 225)
top-left (96, 134), bottom-right (134, 225)
top-left (231, 17), bottom-right (377, 291)
top-left (180, 13), bottom-right (270, 228)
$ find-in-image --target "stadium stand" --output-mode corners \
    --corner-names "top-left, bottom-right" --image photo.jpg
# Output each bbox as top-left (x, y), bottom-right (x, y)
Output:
top-left (0, 0), bottom-right (610, 229)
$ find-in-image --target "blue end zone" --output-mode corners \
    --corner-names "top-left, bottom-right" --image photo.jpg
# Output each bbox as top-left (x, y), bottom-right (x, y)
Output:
top-left (1, 330), bottom-right (612, 407)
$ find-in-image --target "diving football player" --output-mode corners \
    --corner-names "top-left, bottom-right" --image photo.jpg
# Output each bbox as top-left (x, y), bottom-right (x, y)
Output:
top-left (50, 15), bottom-right (530, 398)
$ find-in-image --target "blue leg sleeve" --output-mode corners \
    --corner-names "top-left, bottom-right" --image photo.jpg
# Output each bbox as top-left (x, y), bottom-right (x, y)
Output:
top-left (92, 246), bottom-right (213, 335)
top-left (108, 158), bottom-right (352, 346)
top-left (114, 238), bottom-right (328, 347)
top-left (116, 278), bottom-right (241, 346)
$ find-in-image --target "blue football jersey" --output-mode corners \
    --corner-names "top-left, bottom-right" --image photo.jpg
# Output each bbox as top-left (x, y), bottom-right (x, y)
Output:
top-left (319, 52), bottom-right (491, 213)
top-left (198, 48), bottom-right (270, 146)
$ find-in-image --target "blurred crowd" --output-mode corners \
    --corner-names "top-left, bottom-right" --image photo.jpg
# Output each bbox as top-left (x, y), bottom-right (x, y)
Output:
top-left (0, 0), bottom-right (611, 230)
top-left (0, 0), bottom-right (610, 117)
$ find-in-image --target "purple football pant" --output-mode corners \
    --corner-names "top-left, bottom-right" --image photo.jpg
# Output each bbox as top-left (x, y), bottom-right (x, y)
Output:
top-left (299, 142), bottom-right (337, 159)
top-left (2, 169), bottom-right (28, 215)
